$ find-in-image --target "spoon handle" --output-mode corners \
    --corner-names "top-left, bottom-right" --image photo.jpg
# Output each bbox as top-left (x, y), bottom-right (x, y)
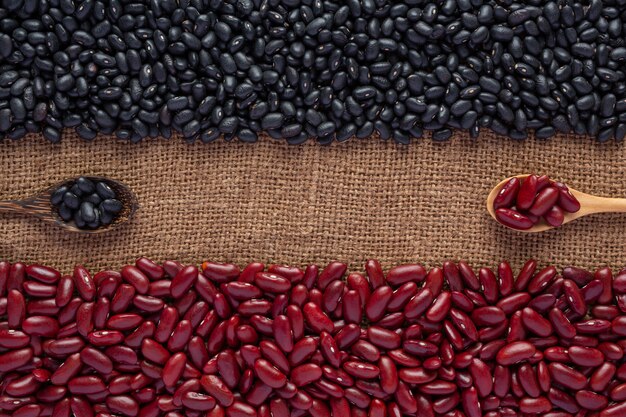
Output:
top-left (583, 196), bottom-right (626, 214)
top-left (0, 200), bottom-right (28, 214)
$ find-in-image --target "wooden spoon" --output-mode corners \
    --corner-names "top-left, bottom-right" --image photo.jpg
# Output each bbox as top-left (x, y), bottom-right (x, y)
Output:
top-left (0, 176), bottom-right (138, 234)
top-left (487, 174), bottom-right (626, 232)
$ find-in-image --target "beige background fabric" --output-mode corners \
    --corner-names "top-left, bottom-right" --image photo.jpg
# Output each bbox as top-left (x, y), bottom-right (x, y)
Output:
top-left (0, 132), bottom-right (625, 274)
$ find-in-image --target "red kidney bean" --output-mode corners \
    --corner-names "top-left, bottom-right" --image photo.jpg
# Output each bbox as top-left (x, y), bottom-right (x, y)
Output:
top-left (26, 264), bottom-right (60, 284)
top-left (253, 358), bottom-right (287, 388)
top-left (549, 307), bottom-right (577, 339)
top-left (0, 260), bottom-right (8, 297)
top-left (578, 318), bottom-right (611, 333)
top-left (496, 341), bottom-right (535, 365)
top-left (516, 174), bottom-right (538, 210)
top-left (455, 261), bottom-right (478, 291)
top-left (426, 291), bottom-right (451, 322)
top-left (22, 316), bottom-right (59, 337)
top-left (386, 264), bottom-right (426, 286)
top-left (119, 266), bottom-right (149, 295)
top-left (549, 363), bottom-right (588, 390)
top-left (365, 285), bottom-right (392, 322)
top-left (424, 267), bottom-right (444, 296)
top-left (496, 292), bottom-right (531, 315)
top-left (495, 208), bottom-right (534, 230)
top-left (563, 279), bottom-right (587, 315)
top-left (260, 341), bottom-right (290, 374)
top-left (468, 358), bottom-right (492, 397)
top-left (470, 306), bottom-right (506, 326)
top-left (576, 390), bottom-right (608, 410)
top-left (495, 261), bottom-right (513, 297)
top-left (568, 345), bottom-right (604, 367)
top-left (528, 266), bottom-right (557, 295)
top-left (0, 329), bottom-right (29, 348)
top-left (333, 324), bottom-right (359, 351)
top-left (254, 272), bottom-right (290, 294)
top-left (8, 289), bottom-right (26, 328)
top-left (521, 307), bottom-right (553, 336)
top-left (319, 331), bottom-right (341, 368)
top-left (342, 290), bottom-right (361, 324)
top-left (528, 186), bottom-right (559, 216)
top-left (404, 287), bottom-right (434, 320)
top-left (348, 340), bottom-right (379, 364)
top-left (303, 302), bottom-right (333, 334)
top-left (494, 177), bottom-right (520, 209)
top-left (449, 308), bottom-right (478, 341)
top-left (72, 265), bottom-right (96, 301)
top-left (396, 367), bottom-right (436, 386)
top-left (170, 265), bottom-right (198, 298)
top-left (201, 262), bottom-right (240, 283)
top-left (366, 326), bottom-right (400, 350)
top-left (519, 397), bottom-right (552, 413)
top-left (558, 186), bottom-right (581, 213)
top-left (312, 261), bottom-right (345, 291)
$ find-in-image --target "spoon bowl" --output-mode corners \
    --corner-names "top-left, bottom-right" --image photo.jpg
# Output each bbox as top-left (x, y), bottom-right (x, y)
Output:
top-left (487, 174), bottom-right (626, 232)
top-left (0, 176), bottom-right (138, 234)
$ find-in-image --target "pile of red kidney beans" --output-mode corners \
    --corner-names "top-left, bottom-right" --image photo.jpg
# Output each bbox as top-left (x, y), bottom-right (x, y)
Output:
top-left (1, 259), bottom-right (626, 417)
top-left (493, 175), bottom-right (581, 230)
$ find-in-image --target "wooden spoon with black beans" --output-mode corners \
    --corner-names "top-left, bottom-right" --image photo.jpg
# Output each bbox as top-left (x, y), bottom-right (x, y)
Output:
top-left (0, 176), bottom-right (138, 233)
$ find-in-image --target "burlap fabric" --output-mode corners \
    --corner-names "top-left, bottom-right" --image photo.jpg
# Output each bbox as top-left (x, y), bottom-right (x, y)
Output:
top-left (0, 132), bottom-right (625, 274)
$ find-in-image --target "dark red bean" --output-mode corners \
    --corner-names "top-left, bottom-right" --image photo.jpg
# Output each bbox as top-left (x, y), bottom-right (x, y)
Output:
top-left (558, 186), bottom-right (581, 213)
top-left (469, 359), bottom-right (492, 397)
top-left (292, 364), bottom-right (323, 387)
top-left (544, 205), bottom-right (565, 227)
top-left (426, 291), bottom-right (451, 322)
top-left (529, 186), bottom-right (560, 216)
top-left (517, 175), bottom-right (538, 210)
top-left (170, 266), bottom-right (198, 298)
top-left (26, 264), bottom-right (60, 284)
top-left (365, 285), bottom-right (392, 322)
top-left (461, 387), bottom-right (481, 417)
top-left (470, 306), bottom-right (506, 326)
top-left (494, 178), bottom-right (520, 209)
top-left (68, 376), bottom-right (106, 394)
top-left (549, 307), bottom-right (576, 339)
top-left (254, 358), bottom-right (287, 388)
top-left (303, 302), bottom-right (334, 334)
top-left (22, 316), bottom-right (59, 337)
top-left (367, 326), bottom-right (401, 350)
top-left (563, 279), bottom-right (587, 314)
top-left (496, 341), bottom-right (536, 365)
top-left (521, 307), bottom-right (553, 336)
top-left (528, 266), bottom-right (557, 294)
top-left (120, 266), bottom-right (149, 294)
top-left (386, 264), bottom-right (426, 286)
top-left (74, 265), bottom-right (96, 301)
top-left (576, 390), bottom-right (608, 410)
top-left (404, 288), bottom-right (434, 320)
top-left (549, 363), bottom-right (587, 390)
top-left (495, 208), bottom-right (534, 230)
top-left (8, 289), bottom-right (26, 328)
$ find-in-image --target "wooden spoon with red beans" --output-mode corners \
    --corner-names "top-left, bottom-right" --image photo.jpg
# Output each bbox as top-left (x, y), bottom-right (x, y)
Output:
top-left (487, 174), bottom-right (626, 232)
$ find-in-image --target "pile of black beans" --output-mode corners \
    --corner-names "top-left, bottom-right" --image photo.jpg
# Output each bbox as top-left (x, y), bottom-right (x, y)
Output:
top-left (50, 177), bottom-right (123, 229)
top-left (1, 0), bottom-right (626, 144)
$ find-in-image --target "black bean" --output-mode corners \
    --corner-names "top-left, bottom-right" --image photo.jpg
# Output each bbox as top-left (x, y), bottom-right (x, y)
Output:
top-left (63, 192), bottom-right (80, 210)
top-left (101, 199), bottom-right (123, 214)
top-left (261, 113), bottom-right (284, 130)
top-left (76, 177), bottom-right (95, 194)
top-left (50, 186), bottom-right (68, 206)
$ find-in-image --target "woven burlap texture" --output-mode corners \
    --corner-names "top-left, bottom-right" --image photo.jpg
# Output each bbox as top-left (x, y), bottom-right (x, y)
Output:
top-left (0, 132), bottom-right (625, 274)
